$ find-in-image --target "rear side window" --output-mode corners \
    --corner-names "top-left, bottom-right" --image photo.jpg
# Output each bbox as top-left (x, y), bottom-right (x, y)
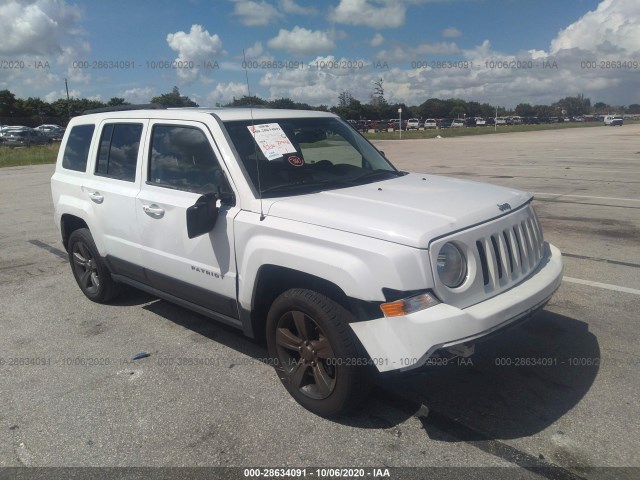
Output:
top-left (95, 123), bottom-right (143, 181)
top-left (148, 125), bottom-right (225, 194)
top-left (62, 125), bottom-right (95, 172)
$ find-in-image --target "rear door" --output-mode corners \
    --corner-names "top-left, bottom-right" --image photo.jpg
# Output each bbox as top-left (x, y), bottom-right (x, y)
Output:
top-left (136, 120), bottom-right (240, 325)
top-left (82, 120), bottom-right (148, 280)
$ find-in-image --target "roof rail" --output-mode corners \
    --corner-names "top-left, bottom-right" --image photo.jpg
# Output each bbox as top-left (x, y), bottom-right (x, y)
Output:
top-left (82, 103), bottom-right (165, 115)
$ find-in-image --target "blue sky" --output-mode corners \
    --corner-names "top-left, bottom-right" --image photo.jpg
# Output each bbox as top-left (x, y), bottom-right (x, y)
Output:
top-left (1, 0), bottom-right (638, 107)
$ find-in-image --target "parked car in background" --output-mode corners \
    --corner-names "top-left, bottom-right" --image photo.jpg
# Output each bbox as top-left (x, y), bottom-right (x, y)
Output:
top-left (464, 117), bottom-right (476, 127)
top-left (0, 126), bottom-right (29, 137)
top-left (451, 118), bottom-right (465, 128)
top-left (45, 126), bottom-right (66, 141)
top-left (495, 117), bottom-right (507, 126)
top-left (387, 119), bottom-right (401, 130)
top-left (355, 120), bottom-right (368, 131)
top-left (35, 124), bottom-right (64, 132)
top-left (3, 128), bottom-right (52, 147)
top-left (438, 118), bottom-right (453, 128)
top-left (484, 117), bottom-right (496, 126)
top-left (406, 118), bottom-right (420, 130)
top-left (475, 117), bottom-right (486, 126)
top-left (424, 118), bottom-right (437, 129)
top-left (366, 120), bottom-right (381, 131)
top-left (604, 115), bottom-right (623, 126)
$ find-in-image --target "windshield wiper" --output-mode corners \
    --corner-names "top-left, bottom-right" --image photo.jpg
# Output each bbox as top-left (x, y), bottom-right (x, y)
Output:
top-left (349, 169), bottom-right (404, 184)
top-left (260, 179), bottom-right (346, 196)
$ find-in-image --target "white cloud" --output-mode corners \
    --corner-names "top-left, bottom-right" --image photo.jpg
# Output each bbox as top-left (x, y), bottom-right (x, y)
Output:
top-left (442, 27), bottom-right (462, 38)
top-left (0, 0), bottom-right (92, 97)
top-left (550, 0), bottom-right (640, 55)
top-left (167, 24), bottom-right (223, 82)
top-left (206, 81), bottom-right (249, 105)
top-left (231, 0), bottom-right (283, 26)
top-left (167, 25), bottom-right (223, 59)
top-left (376, 41), bottom-right (461, 62)
top-left (279, 0), bottom-right (318, 15)
top-left (120, 87), bottom-right (155, 104)
top-left (0, 0), bottom-right (83, 55)
top-left (245, 41), bottom-right (264, 58)
top-left (268, 27), bottom-right (336, 55)
top-left (329, 0), bottom-right (406, 28)
top-left (44, 88), bottom-right (81, 103)
top-left (370, 33), bottom-right (384, 47)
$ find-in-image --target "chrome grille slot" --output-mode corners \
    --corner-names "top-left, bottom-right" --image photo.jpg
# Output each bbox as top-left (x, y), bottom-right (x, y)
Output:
top-left (476, 211), bottom-right (544, 291)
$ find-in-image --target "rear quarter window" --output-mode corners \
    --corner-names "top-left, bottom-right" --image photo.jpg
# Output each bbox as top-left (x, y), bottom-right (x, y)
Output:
top-left (62, 125), bottom-right (95, 172)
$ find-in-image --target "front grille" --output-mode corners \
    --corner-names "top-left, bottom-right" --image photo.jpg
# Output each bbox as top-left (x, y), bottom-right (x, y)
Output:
top-left (475, 211), bottom-right (544, 290)
top-left (428, 203), bottom-right (547, 309)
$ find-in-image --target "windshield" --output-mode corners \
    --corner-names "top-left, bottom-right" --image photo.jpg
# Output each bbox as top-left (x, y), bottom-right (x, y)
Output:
top-left (223, 117), bottom-right (403, 198)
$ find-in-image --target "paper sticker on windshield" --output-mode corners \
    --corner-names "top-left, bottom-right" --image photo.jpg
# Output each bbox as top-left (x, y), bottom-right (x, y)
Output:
top-left (247, 123), bottom-right (297, 161)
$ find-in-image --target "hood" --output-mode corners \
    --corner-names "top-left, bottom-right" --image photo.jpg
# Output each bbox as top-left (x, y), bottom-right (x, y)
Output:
top-left (265, 173), bottom-right (532, 248)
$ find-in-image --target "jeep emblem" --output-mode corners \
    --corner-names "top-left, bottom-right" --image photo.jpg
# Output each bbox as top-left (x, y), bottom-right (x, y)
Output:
top-left (497, 203), bottom-right (512, 212)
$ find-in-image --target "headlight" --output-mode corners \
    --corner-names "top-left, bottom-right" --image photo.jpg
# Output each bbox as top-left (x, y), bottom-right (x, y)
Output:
top-left (437, 242), bottom-right (467, 288)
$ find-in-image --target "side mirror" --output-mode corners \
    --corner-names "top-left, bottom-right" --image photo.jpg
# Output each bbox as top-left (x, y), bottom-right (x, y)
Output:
top-left (379, 150), bottom-right (385, 157)
top-left (186, 193), bottom-right (219, 239)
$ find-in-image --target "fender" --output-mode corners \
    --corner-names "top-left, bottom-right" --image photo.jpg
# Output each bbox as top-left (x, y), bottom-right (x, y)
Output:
top-left (233, 211), bottom-right (433, 311)
top-left (52, 181), bottom-right (105, 254)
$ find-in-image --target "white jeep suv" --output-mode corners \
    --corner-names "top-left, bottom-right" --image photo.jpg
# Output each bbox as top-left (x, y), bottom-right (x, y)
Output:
top-left (51, 106), bottom-right (563, 416)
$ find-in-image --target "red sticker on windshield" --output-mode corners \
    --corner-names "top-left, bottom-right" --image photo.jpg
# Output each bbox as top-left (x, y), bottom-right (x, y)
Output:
top-left (288, 155), bottom-right (304, 167)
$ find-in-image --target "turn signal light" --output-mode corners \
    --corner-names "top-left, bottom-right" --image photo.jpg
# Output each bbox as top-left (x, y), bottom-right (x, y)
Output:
top-left (380, 292), bottom-right (440, 317)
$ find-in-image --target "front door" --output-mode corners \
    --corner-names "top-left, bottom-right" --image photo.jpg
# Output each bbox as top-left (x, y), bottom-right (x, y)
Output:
top-left (136, 120), bottom-right (240, 325)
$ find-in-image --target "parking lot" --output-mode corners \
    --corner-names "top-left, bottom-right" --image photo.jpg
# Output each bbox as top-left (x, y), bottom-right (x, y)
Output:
top-left (0, 125), bottom-right (638, 478)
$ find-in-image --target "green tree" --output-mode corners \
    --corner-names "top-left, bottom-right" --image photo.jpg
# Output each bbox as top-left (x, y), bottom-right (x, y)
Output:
top-left (553, 94), bottom-right (591, 116)
top-left (338, 91), bottom-right (353, 107)
top-left (533, 104), bottom-right (554, 118)
top-left (449, 105), bottom-right (466, 118)
top-left (107, 97), bottom-right (129, 106)
top-left (418, 98), bottom-right (446, 118)
top-left (269, 98), bottom-right (297, 109)
top-left (225, 95), bottom-right (267, 107)
top-left (370, 78), bottom-right (386, 107)
top-left (626, 104), bottom-right (640, 114)
top-left (331, 97), bottom-right (365, 120)
top-left (151, 86), bottom-right (198, 107)
top-left (0, 89), bottom-right (18, 117)
top-left (515, 103), bottom-right (535, 117)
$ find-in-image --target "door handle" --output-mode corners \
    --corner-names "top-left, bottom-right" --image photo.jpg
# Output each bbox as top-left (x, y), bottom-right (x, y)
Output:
top-left (88, 191), bottom-right (104, 204)
top-left (142, 204), bottom-right (165, 218)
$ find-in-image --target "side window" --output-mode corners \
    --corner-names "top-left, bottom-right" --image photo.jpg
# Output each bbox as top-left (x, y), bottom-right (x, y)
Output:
top-left (62, 125), bottom-right (95, 172)
top-left (148, 125), bottom-right (227, 194)
top-left (95, 123), bottom-right (143, 181)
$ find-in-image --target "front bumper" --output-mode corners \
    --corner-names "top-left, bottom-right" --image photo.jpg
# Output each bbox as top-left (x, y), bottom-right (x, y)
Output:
top-left (350, 243), bottom-right (563, 373)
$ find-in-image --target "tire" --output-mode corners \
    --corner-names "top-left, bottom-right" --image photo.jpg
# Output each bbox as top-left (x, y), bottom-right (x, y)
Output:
top-left (266, 288), bottom-right (371, 417)
top-left (68, 228), bottom-right (120, 303)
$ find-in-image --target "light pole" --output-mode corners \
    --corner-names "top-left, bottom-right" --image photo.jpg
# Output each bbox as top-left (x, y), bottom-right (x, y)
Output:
top-left (65, 78), bottom-right (71, 121)
top-left (398, 107), bottom-right (402, 140)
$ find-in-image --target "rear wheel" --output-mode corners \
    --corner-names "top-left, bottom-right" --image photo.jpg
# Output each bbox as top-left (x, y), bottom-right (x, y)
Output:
top-left (68, 228), bottom-right (120, 303)
top-left (266, 288), bottom-right (371, 417)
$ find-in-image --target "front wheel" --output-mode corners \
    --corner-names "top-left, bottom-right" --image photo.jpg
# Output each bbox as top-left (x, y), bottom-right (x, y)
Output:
top-left (266, 289), bottom-right (371, 417)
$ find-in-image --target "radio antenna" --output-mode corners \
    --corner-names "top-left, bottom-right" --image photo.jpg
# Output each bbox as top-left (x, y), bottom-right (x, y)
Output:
top-left (242, 49), bottom-right (265, 221)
